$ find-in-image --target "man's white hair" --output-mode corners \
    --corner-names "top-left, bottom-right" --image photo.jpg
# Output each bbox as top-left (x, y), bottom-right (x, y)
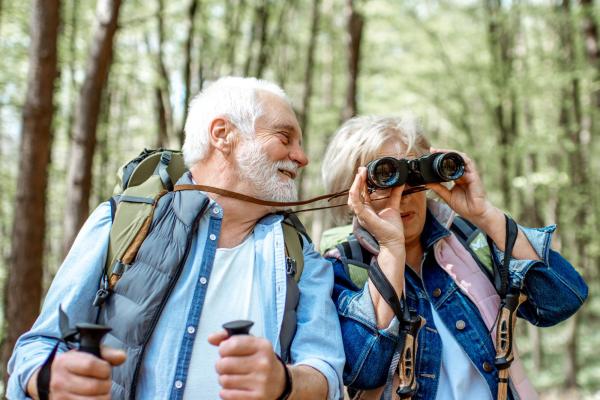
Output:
top-left (182, 76), bottom-right (290, 167)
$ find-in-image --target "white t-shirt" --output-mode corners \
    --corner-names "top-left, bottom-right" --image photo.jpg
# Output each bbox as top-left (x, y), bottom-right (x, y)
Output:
top-left (431, 305), bottom-right (493, 400)
top-left (183, 234), bottom-right (265, 399)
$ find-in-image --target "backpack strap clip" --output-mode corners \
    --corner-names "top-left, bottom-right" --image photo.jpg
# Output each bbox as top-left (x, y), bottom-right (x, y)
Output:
top-left (285, 257), bottom-right (297, 276)
top-left (93, 275), bottom-right (111, 308)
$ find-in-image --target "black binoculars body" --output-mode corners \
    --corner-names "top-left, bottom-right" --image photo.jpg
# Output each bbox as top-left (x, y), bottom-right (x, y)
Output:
top-left (366, 152), bottom-right (465, 190)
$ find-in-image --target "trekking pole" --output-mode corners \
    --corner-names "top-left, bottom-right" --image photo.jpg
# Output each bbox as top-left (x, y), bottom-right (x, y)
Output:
top-left (223, 320), bottom-right (254, 336)
top-left (75, 323), bottom-right (112, 358)
top-left (59, 306), bottom-right (111, 358)
top-left (396, 315), bottom-right (426, 400)
top-left (494, 291), bottom-right (527, 400)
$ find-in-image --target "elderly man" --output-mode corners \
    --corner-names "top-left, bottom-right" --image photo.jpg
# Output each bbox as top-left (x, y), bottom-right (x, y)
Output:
top-left (7, 77), bottom-right (344, 400)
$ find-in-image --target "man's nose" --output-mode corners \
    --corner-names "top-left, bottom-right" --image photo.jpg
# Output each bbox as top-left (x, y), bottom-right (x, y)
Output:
top-left (291, 144), bottom-right (309, 168)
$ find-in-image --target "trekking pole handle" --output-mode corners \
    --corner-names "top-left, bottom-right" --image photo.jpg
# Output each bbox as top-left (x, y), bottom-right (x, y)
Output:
top-left (223, 320), bottom-right (254, 336)
top-left (75, 323), bottom-right (112, 358)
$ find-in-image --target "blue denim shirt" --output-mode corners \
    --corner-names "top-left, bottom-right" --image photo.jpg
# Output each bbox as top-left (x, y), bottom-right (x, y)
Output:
top-left (8, 200), bottom-right (345, 399)
top-left (331, 210), bottom-right (588, 400)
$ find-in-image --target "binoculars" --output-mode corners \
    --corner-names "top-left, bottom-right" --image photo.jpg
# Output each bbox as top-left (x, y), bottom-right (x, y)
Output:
top-left (366, 152), bottom-right (465, 190)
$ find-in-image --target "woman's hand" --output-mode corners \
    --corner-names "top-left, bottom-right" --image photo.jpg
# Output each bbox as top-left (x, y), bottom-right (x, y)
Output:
top-left (426, 148), bottom-right (497, 225)
top-left (349, 167), bottom-right (407, 328)
top-left (348, 167), bottom-right (405, 253)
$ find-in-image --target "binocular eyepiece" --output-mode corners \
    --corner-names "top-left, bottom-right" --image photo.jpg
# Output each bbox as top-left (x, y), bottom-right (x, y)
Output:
top-left (366, 152), bottom-right (465, 190)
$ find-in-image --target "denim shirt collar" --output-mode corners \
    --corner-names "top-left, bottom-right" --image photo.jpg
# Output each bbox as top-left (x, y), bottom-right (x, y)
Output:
top-left (420, 208), bottom-right (451, 250)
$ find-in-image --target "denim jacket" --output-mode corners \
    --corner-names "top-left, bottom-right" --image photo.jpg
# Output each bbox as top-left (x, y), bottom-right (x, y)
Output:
top-left (8, 200), bottom-right (345, 400)
top-left (330, 207), bottom-right (588, 400)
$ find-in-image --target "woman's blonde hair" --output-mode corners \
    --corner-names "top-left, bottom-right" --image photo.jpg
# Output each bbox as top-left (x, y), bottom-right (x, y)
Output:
top-left (322, 115), bottom-right (431, 223)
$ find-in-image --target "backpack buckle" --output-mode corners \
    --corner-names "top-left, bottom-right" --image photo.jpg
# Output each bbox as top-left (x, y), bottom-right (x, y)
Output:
top-left (285, 257), bottom-right (296, 276)
top-left (93, 288), bottom-right (110, 307)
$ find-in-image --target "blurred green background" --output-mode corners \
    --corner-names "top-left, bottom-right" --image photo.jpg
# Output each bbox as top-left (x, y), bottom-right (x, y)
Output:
top-left (0, 0), bottom-right (598, 397)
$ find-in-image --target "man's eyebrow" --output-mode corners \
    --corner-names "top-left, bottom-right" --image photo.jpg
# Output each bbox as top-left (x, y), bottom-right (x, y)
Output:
top-left (271, 123), bottom-right (303, 146)
top-left (272, 123), bottom-right (297, 133)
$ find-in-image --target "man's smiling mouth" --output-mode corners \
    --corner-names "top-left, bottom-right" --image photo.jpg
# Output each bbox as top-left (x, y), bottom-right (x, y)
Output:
top-left (278, 169), bottom-right (296, 179)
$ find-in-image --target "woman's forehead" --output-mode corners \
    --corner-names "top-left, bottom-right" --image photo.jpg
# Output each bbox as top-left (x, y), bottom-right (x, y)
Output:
top-left (374, 140), bottom-right (416, 159)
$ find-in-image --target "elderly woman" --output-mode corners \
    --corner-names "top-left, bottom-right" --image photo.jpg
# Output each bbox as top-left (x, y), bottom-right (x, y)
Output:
top-left (320, 116), bottom-right (587, 400)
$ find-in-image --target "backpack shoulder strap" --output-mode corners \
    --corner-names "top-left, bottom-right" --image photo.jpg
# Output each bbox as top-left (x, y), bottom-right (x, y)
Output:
top-left (278, 213), bottom-right (310, 363)
top-left (450, 216), bottom-right (495, 283)
top-left (281, 220), bottom-right (304, 282)
top-left (335, 235), bottom-right (372, 289)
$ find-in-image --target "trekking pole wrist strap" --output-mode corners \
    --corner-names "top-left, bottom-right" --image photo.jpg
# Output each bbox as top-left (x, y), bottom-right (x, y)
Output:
top-left (275, 354), bottom-right (293, 400)
top-left (36, 342), bottom-right (60, 400)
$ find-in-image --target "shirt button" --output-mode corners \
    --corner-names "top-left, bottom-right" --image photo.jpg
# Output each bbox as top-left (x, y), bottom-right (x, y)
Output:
top-left (483, 361), bottom-right (494, 372)
top-left (175, 380), bottom-right (183, 389)
top-left (213, 207), bottom-right (220, 214)
top-left (432, 288), bottom-right (442, 297)
top-left (199, 276), bottom-right (208, 285)
top-left (209, 234), bottom-right (216, 241)
top-left (455, 320), bottom-right (466, 330)
top-left (187, 326), bottom-right (196, 334)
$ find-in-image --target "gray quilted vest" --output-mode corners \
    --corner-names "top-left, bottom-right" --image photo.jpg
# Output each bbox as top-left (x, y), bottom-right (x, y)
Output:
top-left (96, 174), bottom-right (301, 399)
top-left (97, 177), bottom-right (209, 399)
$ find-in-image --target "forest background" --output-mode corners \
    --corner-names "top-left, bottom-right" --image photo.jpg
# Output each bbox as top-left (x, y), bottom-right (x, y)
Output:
top-left (0, 0), bottom-right (598, 398)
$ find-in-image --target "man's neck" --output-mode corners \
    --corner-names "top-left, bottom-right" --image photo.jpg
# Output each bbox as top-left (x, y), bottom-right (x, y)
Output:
top-left (190, 163), bottom-right (274, 248)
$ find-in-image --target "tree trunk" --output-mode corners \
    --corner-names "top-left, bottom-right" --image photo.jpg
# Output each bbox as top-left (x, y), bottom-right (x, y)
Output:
top-left (244, 0), bottom-right (269, 77)
top-left (152, 0), bottom-right (173, 148)
top-left (485, 0), bottom-right (519, 211)
top-left (62, 0), bottom-right (122, 258)
top-left (225, 0), bottom-right (246, 75)
top-left (579, 0), bottom-right (600, 260)
top-left (564, 313), bottom-right (581, 388)
top-left (253, 0), bottom-right (270, 78)
top-left (580, 0), bottom-right (600, 105)
top-left (557, 0), bottom-right (589, 387)
top-left (341, 0), bottom-right (363, 122)
top-left (65, 0), bottom-right (79, 145)
top-left (297, 0), bottom-right (321, 200)
top-left (0, 0), bottom-right (60, 387)
top-left (180, 0), bottom-right (199, 144)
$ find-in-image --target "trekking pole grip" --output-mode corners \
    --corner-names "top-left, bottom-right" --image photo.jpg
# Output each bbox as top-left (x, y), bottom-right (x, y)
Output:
top-left (223, 320), bottom-right (254, 336)
top-left (75, 323), bottom-right (112, 358)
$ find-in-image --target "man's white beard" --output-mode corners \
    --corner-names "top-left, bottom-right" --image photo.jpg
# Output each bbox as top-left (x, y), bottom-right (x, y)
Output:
top-left (235, 139), bottom-right (299, 203)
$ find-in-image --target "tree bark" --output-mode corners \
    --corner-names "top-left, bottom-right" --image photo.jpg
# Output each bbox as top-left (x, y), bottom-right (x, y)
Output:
top-left (253, 0), bottom-right (270, 78)
top-left (152, 0), bottom-right (173, 148)
top-left (558, 0), bottom-right (589, 387)
top-left (62, 0), bottom-right (122, 258)
top-left (225, 0), bottom-right (246, 75)
top-left (580, 0), bottom-right (600, 105)
top-left (297, 0), bottom-right (321, 200)
top-left (65, 0), bottom-right (79, 145)
top-left (341, 0), bottom-right (363, 122)
top-left (180, 0), bottom-right (199, 144)
top-left (244, 0), bottom-right (269, 77)
top-left (485, 0), bottom-right (519, 211)
top-left (1, 0), bottom-right (60, 386)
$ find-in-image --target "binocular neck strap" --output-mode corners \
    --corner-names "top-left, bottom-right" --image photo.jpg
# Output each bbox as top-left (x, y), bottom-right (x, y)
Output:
top-left (173, 184), bottom-right (429, 212)
top-left (174, 184), bottom-right (349, 207)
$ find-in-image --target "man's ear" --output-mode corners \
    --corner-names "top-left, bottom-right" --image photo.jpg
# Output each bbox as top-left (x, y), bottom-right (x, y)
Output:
top-left (208, 117), bottom-right (235, 156)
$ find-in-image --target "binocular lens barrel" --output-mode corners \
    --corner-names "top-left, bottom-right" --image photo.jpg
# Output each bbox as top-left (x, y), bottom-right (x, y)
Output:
top-left (367, 157), bottom-right (406, 189)
top-left (433, 152), bottom-right (464, 181)
top-left (366, 152), bottom-right (465, 189)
